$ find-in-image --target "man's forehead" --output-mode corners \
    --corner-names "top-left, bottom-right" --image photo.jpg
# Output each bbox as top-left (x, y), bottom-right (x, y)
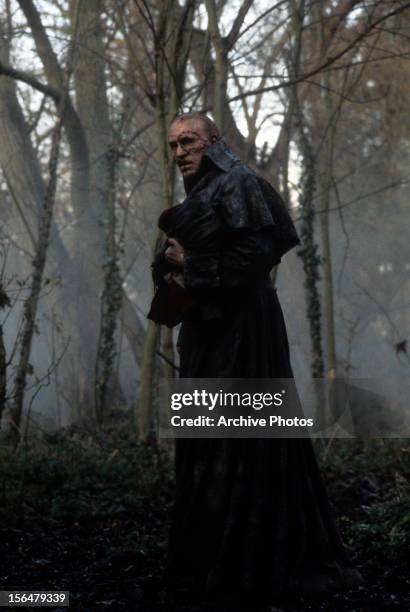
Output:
top-left (168, 119), bottom-right (207, 140)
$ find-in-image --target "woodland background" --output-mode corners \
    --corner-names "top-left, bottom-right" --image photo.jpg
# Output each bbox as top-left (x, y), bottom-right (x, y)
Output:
top-left (0, 1), bottom-right (409, 610)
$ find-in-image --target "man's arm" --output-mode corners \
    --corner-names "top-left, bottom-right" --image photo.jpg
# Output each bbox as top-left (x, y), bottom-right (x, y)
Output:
top-left (182, 227), bottom-right (278, 289)
top-left (147, 241), bottom-right (195, 328)
top-left (151, 240), bottom-right (182, 286)
top-left (164, 238), bottom-right (184, 268)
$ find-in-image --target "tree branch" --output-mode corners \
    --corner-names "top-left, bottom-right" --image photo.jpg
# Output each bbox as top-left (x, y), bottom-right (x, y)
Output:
top-left (0, 61), bottom-right (60, 102)
top-left (227, 2), bottom-right (410, 102)
top-left (225, 0), bottom-right (254, 51)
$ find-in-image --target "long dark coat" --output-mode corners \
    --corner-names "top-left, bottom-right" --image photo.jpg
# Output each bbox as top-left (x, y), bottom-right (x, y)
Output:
top-left (149, 138), bottom-right (360, 602)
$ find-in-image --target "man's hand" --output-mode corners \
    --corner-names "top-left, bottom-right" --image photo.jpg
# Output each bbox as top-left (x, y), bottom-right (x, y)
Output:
top-left (165, 238), bottom-right (185, 267)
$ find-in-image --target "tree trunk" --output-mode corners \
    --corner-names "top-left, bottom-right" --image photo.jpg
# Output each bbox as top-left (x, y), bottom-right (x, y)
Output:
top-left (136, 320), bottom-right (158, 440)
top-left (0, 324), bottom-right (6, 424)
top-left (11, 77), bottom-right (67, 446)
top-left (136, 0), bottom-right (192, 441)
top-left (205, 0), bottom-right (228, 132)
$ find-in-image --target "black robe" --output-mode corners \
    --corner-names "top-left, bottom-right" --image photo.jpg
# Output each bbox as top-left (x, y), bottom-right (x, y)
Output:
top-left (149, 138), bottom-right (361, 602)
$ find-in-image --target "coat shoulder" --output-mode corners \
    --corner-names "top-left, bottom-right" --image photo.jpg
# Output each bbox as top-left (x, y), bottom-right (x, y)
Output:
top-left (219, 162), bottom-right (259, 186)
top-left (215, 163), bottom-right (279, 231)
top-left (215, 162), bottom-right (300, 258)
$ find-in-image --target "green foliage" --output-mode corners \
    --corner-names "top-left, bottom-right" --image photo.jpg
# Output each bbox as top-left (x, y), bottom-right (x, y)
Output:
top-left (0, 430), bottom-right (408, 569)
top-left (315, 439), bottom-right (410, 562)
top-left (347, 498), bottom-right (410, 559)
top-left (0, 412), bottom-right (174, 557)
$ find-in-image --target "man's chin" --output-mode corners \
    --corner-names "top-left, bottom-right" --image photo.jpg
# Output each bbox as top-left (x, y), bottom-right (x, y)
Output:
top-left (180, 167), bottom-right (197, 177)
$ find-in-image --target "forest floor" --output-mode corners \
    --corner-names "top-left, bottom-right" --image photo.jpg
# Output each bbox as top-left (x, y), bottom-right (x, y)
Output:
top-left (0, 410), bottom-right (408, 612)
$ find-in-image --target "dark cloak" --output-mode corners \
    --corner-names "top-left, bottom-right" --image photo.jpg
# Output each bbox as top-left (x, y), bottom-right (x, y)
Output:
top-left (149, 138), bottom-right (361, 602)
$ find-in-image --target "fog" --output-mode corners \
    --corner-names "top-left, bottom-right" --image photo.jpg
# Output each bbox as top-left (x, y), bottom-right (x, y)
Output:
top-left (0, 0), bottom-right (408, 438)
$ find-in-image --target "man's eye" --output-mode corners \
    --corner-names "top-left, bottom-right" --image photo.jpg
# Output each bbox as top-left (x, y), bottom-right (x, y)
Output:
top-left (180, 137), bottom-right (194, 145)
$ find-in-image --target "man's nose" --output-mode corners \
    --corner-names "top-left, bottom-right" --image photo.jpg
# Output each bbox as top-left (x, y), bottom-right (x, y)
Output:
top-left (175, 143), bottom-right (187, 158)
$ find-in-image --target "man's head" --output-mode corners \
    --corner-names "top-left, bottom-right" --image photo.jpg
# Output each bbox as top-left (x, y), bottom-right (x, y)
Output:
top-left (168, 113), bottom-right (220, 177)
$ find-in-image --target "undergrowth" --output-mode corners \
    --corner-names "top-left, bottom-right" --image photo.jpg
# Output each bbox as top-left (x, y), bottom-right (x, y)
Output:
top-left (0, 415), bottom-right (408, 607)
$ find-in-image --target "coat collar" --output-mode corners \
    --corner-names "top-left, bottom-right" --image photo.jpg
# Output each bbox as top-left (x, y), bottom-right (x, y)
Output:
top-left (203, 137), bottom-right (240, 172)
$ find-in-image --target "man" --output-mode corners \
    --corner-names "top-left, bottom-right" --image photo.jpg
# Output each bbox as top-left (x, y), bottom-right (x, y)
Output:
top-left (148, 112), bottom-right (361, 604)
top-left (164, 113), bottom-right (220, 270)
top-left (149, 112), bottom-right (300, 344)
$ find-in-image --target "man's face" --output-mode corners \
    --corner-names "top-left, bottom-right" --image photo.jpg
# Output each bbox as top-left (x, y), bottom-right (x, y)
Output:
top-left (168, 118), bottom-right (214, 177)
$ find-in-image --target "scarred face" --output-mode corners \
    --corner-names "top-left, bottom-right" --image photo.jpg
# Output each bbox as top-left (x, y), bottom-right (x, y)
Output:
top-left (168, 118), bottom-right (216, 177)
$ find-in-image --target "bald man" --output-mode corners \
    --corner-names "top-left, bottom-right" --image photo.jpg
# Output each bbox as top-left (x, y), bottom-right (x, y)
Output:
top-left (148, 113), bottom-right (362, 604)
